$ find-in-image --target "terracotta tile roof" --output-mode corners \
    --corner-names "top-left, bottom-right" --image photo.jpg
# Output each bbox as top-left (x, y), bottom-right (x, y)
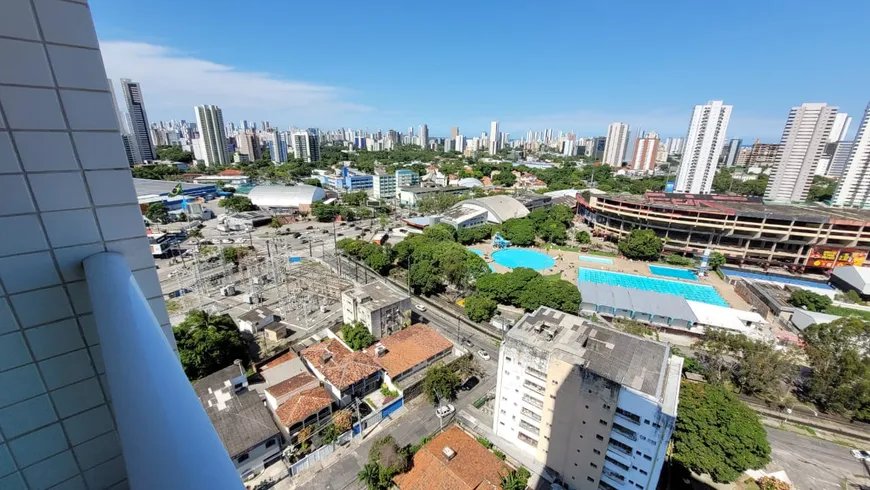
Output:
top-left (265, 372), bottom-right (317, 399)
top-left (301, 339), bottom-right (381, 391)
top-left (275, 386), bottom-right (333, 427)
top-left (367, 324), bottom-right (454, 378)
top-left (394, 426), bottom-right (509, 490)
top-left (261, 351), bottom-right (298, 371)
top-left (218, 169), bottom-right (245, 176)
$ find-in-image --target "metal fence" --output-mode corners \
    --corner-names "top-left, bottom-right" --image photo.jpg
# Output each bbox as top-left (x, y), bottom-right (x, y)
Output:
top-left (289, 429), bottom-right (352, 476)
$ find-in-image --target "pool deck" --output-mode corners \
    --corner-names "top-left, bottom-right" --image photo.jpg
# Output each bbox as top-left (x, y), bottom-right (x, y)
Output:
top-left (471, 242), bottom-right (750, 310)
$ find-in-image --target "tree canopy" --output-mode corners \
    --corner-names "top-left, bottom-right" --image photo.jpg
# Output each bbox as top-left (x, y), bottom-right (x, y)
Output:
top-left (476, 267), bottom-right (581, 314)
top-left (173, 310), bottom-right (250, 380)
top-left (708, 251), bottom-right (726, 271)
top-left (464, 296), bottom-right (498, 322)
top-left (423, 362), bottom-right (461, 405)
top-left (618, 229), bottom-right (663, 260)
top-left (501, 218), bottom-right (537, 246)
top-left (156, 145), bottom-right (194, 163)
top-left (145, 202), bottom-right (169, 224)
top-left (358, 436), bottom-right (410, 490)
top-left (788, 289), bottom-right (832, 312)
top-left (672, 382), bottom-right (771, 483)
top-left (342, 322), bottom-right (377, 351)
top-left (218, 195), bottom-right (256, 213)
top-left (132, 164), bottom-right (182, 181)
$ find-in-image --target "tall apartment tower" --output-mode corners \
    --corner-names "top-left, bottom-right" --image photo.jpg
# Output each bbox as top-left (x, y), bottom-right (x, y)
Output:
top-left (493, 308), bottom-right (681, 490)
top-left (420, 124), bottom-right (429, 149)
top-left (722, 138), bottom-right (742, 167)
top-left (236, 131), bottom-right (260, 161)
top-left (602, 122), bottom-right (630, 166)
top-left (489, 120), bottom-right (500, 154)
top-left (451, 126), bottom-right (460, 139)
top-left (194, 105), bottom-right (229, 167)
top-left (830, 113), bottom-right (853, 143)
top-left (674, 100), bottom-right (732, 194)
top-left (292, 130), bottom-right (320, 163)
top-left (120, 78), bottom-right (156, 161)
top-left (631, 132), bottom-right (660, 172)
top-left (764, 103), bottom-right (838, 203)
top-left (832, 103), bottom-right (870, 207)
top-left (107, 79), bottom-right (141, 166)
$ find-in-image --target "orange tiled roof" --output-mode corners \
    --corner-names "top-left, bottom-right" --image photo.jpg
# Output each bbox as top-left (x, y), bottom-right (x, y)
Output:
top-left (367, 324), bottom-right (453, 378)
top-left (301, 339), bottom-right (381, 391)
top-left (265, 372), bottom-right (317, 399)
top-left (218, 169), bottom-right (245, 176)
top-left (394, 426), bottom-right (509, 490)
top-left (261, 351), bottom-right (298, 371)
top-left (275, 386), bottom-right (333, 427)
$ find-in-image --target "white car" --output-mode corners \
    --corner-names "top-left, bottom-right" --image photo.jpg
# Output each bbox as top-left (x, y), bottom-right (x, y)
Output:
top-left (221, 239), bottom-right (233, 244)
top-left (435, 404), bottom-right (455, 418)
top-left (477, 350), bottom-right (491, 361)
top-left (414, 304), bottom-right (427, 312)
top-left (851, 449), bottom-right (870, 461)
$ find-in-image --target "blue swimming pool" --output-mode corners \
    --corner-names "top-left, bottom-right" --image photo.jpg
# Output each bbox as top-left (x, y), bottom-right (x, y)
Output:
top-left (492, 249), bottom-right (555, 271)
top-left (649, 265), bottom-right (697, 281)
top-left (722, 268), bottom-right (833, 290)
top-left (578, 255), bottom-right (614, 265)
top-left (578, 268), bottom-right (729, 306)
top-left (468, 248), bottom-right (485, 257)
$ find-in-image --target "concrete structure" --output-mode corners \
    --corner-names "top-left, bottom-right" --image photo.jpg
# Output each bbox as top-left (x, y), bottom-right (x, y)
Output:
top-left (341, 282), bottom-right (410, 339)
top-left (630, 132), bottom-right (660, 172)
top-left (264, 372), bottom-right (333, 442)
top-left (824, 140), bottom-right (855, 178)
top-left (266, 130), bottom-right (288, 163)
top-left (441, 195), bottom-right (531, 228)
top-left (764, 103), bottom-right (839, 203)
top-left (833, 103), bottom-right (870, 207)
top-left (420, 124), bottom-right (429, 148)
top-left (830, 113), bottom-right (853, 143)
top-left (293, 130), bottom-right (320, 163)
top-left (120, 78), bottom-right (156, 161)
top-left (366, 324), bottom-right (454, 384)
top-left (603, 122), bottom-right (630, 166)
top-left (236, 131), bottom-right (261, 161)
top-left (373, 168), bottom-right (397, 200)
top-left (665, 137), bottom-right (685, 155)
top-left (247, 184), bottom-right (326, 211)
top-left (830, 265), bottom-right (870, 297)
top-left (192, 174), bottom-right (252, 187)
top-left (395, 169), bottom-right (420, 196)
top-left (398, 186), bottom-right (470, 207)
top-left (300, 339), bottom-right (382, 406)
top-left (578, 192), bottom-right (870, 272)
top-left (747, 142), bottom-right (781, 166)
top-left (723, 138), bottom-right (742, 167)
top-left (675, 100), bottom-right (732, 194)
top-left (195, 105), bottom-right (230, 166)
top-left (237, 307), bottom-right (279, 334)
top-left (492, 307), bottom-right (681, 490)
top-left (490, 120), bottom-right (500, 154)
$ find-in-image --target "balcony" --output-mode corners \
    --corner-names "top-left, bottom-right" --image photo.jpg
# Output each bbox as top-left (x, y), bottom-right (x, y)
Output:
top-left (85, 253), bottom-right (244, 490)
top-left (611, 422), bottom-right (638, 441)
top-left (608, 438), bottom-right (632, 456)
top-left (523, 380), bottom-right (546, 394)
top-left (519, 419), bottom-right (540, 434)
top-left (522, 393), bottom-right (544, 409)
top-left (524, 366), bottom-right (547, 381)
top-left (521, 407), bottom-right (542, 423)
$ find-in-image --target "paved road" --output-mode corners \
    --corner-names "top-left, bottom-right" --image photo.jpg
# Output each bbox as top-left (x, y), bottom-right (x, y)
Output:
top-left (766, 427), bottom-right (870, 490)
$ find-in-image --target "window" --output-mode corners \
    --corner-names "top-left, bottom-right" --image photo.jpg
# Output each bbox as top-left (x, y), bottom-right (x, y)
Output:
top-left (652, 423), bottom-right (662, 429)
top-left (603, 403), bottom-right (611, 410)
top-left (643, 419), bottom-right (650, 425)
top-left (585, 405), bottom-right (589, 409)
top-left (587, 477), bottom-right (595, 483)
top-left (593, 449), bottom-right (601, 455)
top-left (643, 454), bottom-right (652, 461)
top-left (237, 453), bottom-right (249, 463)
top-left (599, 419), bottom-right (607, 426)
top-left (596, 434), bottom-right (604, 441)
top-left (590, 462), bottom-right (598, 469)
top-left (640, 469), bottom-right (649, 475)
top-left (265, 438), bottom-right (276, 448)
top-left (506, 357), bottom-right (512, 362)
top-left (636, 485), bottom-right (644, 490)
top-left (574, 463), bottom-right (578, 467)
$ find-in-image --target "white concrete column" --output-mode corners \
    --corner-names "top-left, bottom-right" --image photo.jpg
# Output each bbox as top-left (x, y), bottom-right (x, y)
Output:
top-left (84, 252), bottom-right (244, 490)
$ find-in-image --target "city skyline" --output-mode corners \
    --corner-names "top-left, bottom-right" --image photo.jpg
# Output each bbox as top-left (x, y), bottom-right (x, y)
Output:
top-left (91, 0), bottom-right (870, 141)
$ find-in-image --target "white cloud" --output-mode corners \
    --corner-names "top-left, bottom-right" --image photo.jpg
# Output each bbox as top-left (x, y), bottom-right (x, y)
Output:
top-left (100, 41), bottom-right (372, 127)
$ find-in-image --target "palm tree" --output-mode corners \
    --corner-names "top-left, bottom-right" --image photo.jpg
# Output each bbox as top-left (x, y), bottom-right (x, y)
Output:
top-left (357, 462), bottom-right (381, 490)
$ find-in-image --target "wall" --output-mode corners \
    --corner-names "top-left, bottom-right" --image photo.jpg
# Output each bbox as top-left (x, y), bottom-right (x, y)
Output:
top-left (234, 436), bottom-right (282, 478)
top-left (0, 2), bottom-right (173, 488)
top-left (614, 387), bottom-right (674, 490)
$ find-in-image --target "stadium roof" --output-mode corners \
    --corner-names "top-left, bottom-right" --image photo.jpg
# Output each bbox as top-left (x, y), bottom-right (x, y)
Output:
top-left (247, 184), bottom-right (326, 208)
top-left (456, 177), bottom-right (484, 188)
top-left (459, 195), bottom-right (529, 223)
top-left (133, 178), bottom-right (214, 198)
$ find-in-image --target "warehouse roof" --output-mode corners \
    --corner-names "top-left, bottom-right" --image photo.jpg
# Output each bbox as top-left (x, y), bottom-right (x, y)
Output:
top-left (247, 184), bottom-right (326, 208)
top-left (832, 266), bottom-right (870, 294)
top-left (579, 282), bottom-right (698, 323)
top-left (457, 195), bottom-right (529, 223)
top-left (133, 178), bottom-right (214, 198)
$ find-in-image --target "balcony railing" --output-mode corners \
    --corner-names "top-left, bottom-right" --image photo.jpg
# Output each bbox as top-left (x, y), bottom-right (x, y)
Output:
top-left (524, 366), bottom-right (547, 381)
top-left (521, 407), bottom-right (542, 422)
top-left (519, 419), bottom-right (539, 434)
top-left (85, 253), bottom-right (244, 490)
top-left (611, 422), bottom-right (637, 441)
top-left (608, 438), bottom-right (632, 456)
top-left (523, 380), bottom-right (545, 394)
top-left (522, 394), bottom-right (543, 409)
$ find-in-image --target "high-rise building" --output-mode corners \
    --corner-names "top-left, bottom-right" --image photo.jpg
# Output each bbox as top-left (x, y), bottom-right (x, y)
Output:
top-left (420, 124), bottom-right (428, 149)
top-left (602, 122), bottom-right (630, 166)
top-left (493, 307), bottom-right (681, 490)
top-left (665, 137), bottom-right (685, 155)
top-left (631, 132), bottom-right (660, 172)
top-left (825, 141), bottom-right (855, 178)
top-left (624, 127), bottom-right (644, 165)
top-left (194, 105), bottom-right (230, 167)
top-left (108, 78), bottom-right (141, 166)
top-left (120, 78), bottom-right (156, 161)
top-left (490, 120), bottom-right (500, 154)
top-left (747, 141), bottom-right (780, 166)
top-left (236, 132), bottom-right (261, 161)
top-left (292, 130), bottom-right (320, 163)
top-left (265, 131), bottom-right (288, 163)
top-left (764, 103), bottom-right (839, 202)
top-left (455, 134), bottom-right (466, 153)
top-left (451, 126), bottom-right (460, 139)
top-left (675, 100), bottom-right (732, 194)
top-left (830, 113), bottom-right (853, 143)
top-left (832, 103), bottom-right (870, 207)
top-left (722, 138), bottom-right (742, 167)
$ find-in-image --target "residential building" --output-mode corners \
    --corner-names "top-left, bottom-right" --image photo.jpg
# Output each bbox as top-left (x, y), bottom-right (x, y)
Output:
top-left (194, 364), bottom-right (282, 479)
top-left (373, 168), bottom-right (398, 200)
top-left (121, 78), bottom-right (156, 160)
top-left (293, 130), bottom-right (321, 163)
top-left (630, 132), bottom-right (660, 172)
top-left (832, 103), bottom-right (870, 207)
top-left (674, 100), bottom-right (732, 194)
top-left (747, 141), bottom-right (780, 166)
top-left (341, 282), bottom-right (410, 338)
top-left (264, 372), bottom-right (333, 442)
top-left (624, 127), bottom-right (643, 166)
top-left (300, 339), bottom-right (382, 405)
top-left (490, 120), bottom-right (500, 154)
top-left (722, 138), bottom-right (742, 167)
top-left (195, 105), bottom-right (230, 166)
top-left (420, 124), bottom-right (429, 148)
top-left (587, 136), bottom-right (607, 160)
top-left (395, 169), bottom-right (420, 197)
top-left (236, 131), bottom-right (261, 161)
top-left (737, 146), bottom-right (753, 165)
top-left (398, 186), bottom-right (471, 207)
top-left (451, 126), bottom-right (460, 139)
top-left (665, 137), bottom-right (685, 155)
top-left (603, 122), bottom-right (630, 166)
top-left (455, 134), bottom-right (466, 153)
top-left (366, 324), bottom-right (453, 384)
top-left (825, 141), bottom-right (856, 178)
top-left (764, 103), bottom-right (838, 202)
top-left (830, 113), bottom-right (853, 143)
top-left (492, 307), bottom-right (682, 490)
top-left (237, 307), bottom-right (279, 334)
top-left (109, 78), bottom-right (142, 165)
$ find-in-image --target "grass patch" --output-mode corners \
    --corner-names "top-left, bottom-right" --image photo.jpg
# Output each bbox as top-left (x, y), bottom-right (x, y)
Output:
top-left (547, 244), bottom-right (580, 252)
top-left (586, 250), bottom-right (617, 257)
top-left (165, 300), bottom-right (180, 313)
top-left (543, 273), bottom-right (563, 280)
top-left (792, 423), bottom-right (816, 436)
top-left (824, 305), bottom-right (870, 321)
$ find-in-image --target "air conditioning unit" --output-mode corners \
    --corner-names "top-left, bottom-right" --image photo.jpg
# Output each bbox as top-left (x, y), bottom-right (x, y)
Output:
top-left (442, 446), bottom-right (456, 460)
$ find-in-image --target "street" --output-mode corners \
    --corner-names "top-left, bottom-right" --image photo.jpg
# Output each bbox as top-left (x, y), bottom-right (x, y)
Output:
top-left (766, 427), bottom-right (870, 490)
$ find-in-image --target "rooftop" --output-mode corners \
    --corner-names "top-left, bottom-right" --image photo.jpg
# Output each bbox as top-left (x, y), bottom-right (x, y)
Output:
top-left (300, 338), bottom-right (382, 391)
top-left (366, 324), bottom-right (454, 377)
top-left (259, 351), bottom-right (309, 388)
top-left (133, 178), bottom-right (214, 198)
top-left (394, 426), bottom-right (508, 490)
top-left (344, 282), bottom-right (407, 310)
top-left (239, 307), bottom-right (277, 323)
top-left (265, 372), bottom-right (317, 399)
top-left (400, 186), bottom-right (471, 195)
top-left (506, 307), bottom-right (670, 397)
top-left (275, 386), bottom-right (333, 427)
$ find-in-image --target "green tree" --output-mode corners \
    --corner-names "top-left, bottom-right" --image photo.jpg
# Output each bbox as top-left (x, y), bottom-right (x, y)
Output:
top-left (501, 218), bottom-right (537, 246)
top-left (156, 145), bottom-right (194, 163)
top-left (344, 191), bottom-right (369, 206)
top-left (409, 260), bottom-right (442, 295)
top-left (269, 217), bottom-right (282, 229)
top-left (303, 178), bottom-right (322, 187)
top-left (145, 202), bottom-right (170, 224)
top-left (465, 296), bottom-right (498, 322)
top-left (187, 229), bottom-right (202, 239)
top-left (222, 246), bottom-right (249, 264)
top-left (358, 436), bottom-right (409, 490)
top-left (788, 289), bottom-right (832, 312)
top-left (218, 195), bottom-right (255, 213)
top-left (492, 171), bottom-right (516, 187)
top-left (538, 218), bottom-right (568, 244)
top-left (807, 176), bottom-right (837, 202)
top-left (476, 268), bottom-right (540, 305)
top-left (575, 230), bottom-right (591, 244)
top-left (548, 205), bottom-right (576, 226)
top-left (672, 383), bottom-right (771, 483)
top-left (342, 322), bottom-right (377, 351)
top-left (801, 317), bottom-right (870, 419)
top-left (711, 169), bottom-right (733, 193)
top-left (618, 229), bottom-right (663, 261)
top-left (423, 363), bottom-right (461, 405)
top-left (173, 310), bottom-right (250, 380)
top-left (517, 276), bottom-right (582, 313)
top-left (364, 248), bottom-right (394, 275)
top-left (500, 468), bottom-right (531, 490)
top-left (423, 223), bottom-right (457, 242)
top-left (312, 203), bottom-right (340, 222)
top-left (708, 251), bottom-right (726, 271)
top-left (132, 163), bottom-right (183, 180)
top-left (457, 224), bottom-right (493, 245)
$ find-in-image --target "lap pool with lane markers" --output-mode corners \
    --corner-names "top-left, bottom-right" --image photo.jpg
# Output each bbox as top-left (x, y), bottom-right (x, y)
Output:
top-left (578, 268), bottom-right (729, 306)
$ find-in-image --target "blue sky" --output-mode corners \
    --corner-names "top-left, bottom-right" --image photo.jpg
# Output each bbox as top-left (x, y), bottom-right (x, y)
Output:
top-left (91, 0), bottom-right (870, 141)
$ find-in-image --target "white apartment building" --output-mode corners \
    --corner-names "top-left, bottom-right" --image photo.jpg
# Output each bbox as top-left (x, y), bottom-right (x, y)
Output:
top-left (493, 307), bottom-right (681, 490)
top-left (490, 121), bottom-right (500, 154)
top-left (674, 100), bottom-right (732, 194)
top-left (829, 113), bottom-right (852, 143)
top-left (394, 169), bottom-right (420, 197)
top-left (665, 137), bottom-right (685, 155)
top-left (455, 134), bottom-right (466, 153)
top-left (630, 132), bottom-right (660, 172)
top-left (341, 282), bottom-right (410, 339)
top-left (602, 122), bottom-right (630, 166)
top-left (764, 103), bottom-right (838, 202)
top-left (194, 105), bottom-right (230, 167)
top-left (292, 130), bottom-right (320, 163)
top-left (832, 103), bottom-right (870, 207)
top-left (373, 169), bottom-right (397, 200)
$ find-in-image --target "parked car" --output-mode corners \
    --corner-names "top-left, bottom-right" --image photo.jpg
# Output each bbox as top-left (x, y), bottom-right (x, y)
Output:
top-left (851, 449), bottom-right (870, 461)
top-left (477, 350), bottom-right (491, 361)
top-left (435, 404), bottom-right (455, 418)
top-left (460, 376), bottom-right (479, 391)
top-left (461, 338), bottom-right (473, 348)
top-left (306, 226), bottom-right (314, 230)
top-left (414, 304), bottom-right (427, 312)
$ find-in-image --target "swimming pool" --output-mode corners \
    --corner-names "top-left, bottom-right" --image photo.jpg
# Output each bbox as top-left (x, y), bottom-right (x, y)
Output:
top-left (491, 249), bottom-right (555, 271)
top-left (722, 268), bottom-right (833, 290)
top-left (578, 255), bottom-right (614, 265)
top-left (649, 265), bottom-right (697, 281)
top-left (578, 268), bottom-right (729, 306)
top-left (468, 248), bottom-right (485, 257)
